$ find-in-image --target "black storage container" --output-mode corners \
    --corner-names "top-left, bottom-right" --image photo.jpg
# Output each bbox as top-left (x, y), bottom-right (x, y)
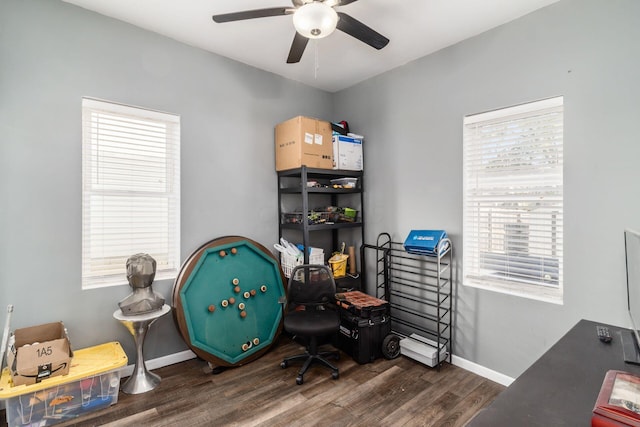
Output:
top-left (335, 291), bottom-right (391, 364)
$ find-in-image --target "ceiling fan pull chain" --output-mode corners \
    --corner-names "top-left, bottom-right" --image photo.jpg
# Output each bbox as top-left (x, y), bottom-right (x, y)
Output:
top-left (314, 40), bottom-right (319, 79)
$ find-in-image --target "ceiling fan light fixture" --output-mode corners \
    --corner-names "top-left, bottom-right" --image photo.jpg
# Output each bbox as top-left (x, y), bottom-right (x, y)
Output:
top-left (293, 2), bottom-right (338, 39)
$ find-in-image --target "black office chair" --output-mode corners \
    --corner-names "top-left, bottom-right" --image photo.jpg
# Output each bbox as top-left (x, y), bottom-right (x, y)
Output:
top-left (280, 264), bottom-right (340, 385)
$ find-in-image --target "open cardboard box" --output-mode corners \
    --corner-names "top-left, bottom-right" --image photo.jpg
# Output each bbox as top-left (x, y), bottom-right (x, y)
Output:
top-left (7, 322), bottom-right (73, 386)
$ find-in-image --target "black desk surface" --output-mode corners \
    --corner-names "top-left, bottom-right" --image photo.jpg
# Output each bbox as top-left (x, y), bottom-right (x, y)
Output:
top-left (468, 319), bottom-right (640, 426)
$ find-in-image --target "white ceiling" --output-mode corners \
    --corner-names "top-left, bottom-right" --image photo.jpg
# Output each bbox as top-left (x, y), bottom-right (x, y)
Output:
top-left (62, 0), bottom-right (560, 93)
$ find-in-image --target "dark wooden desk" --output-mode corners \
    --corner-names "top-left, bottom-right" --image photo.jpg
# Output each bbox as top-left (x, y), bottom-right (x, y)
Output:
top-left (468, 319), bottom-right (640, 426)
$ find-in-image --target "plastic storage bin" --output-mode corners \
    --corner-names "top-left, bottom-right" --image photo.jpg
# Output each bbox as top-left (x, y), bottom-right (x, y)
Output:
top-left (0, 341), bottom-right (128, 427)
top-left (280, 251), bottom-right (324, 278)
top-left (330, 177), bottom-right (358, 188)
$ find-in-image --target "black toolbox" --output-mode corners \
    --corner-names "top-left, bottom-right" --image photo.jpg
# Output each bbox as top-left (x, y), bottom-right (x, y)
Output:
top-left (335, 291), bottom-right (391, 364)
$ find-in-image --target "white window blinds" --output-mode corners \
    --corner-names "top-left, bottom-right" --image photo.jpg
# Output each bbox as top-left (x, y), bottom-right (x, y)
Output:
top-left (463, 96), bottom-right (563, 303)
top-left (82, 98), bottom-right (180, 289)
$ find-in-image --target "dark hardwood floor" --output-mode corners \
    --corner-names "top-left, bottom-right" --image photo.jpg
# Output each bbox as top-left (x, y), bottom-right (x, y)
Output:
top-left (1, 336), bottom-right (504, 427)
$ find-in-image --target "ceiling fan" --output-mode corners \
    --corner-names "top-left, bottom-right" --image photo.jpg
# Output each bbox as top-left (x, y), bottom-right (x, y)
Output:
top-left (212, 0), bottom-right (390, 64)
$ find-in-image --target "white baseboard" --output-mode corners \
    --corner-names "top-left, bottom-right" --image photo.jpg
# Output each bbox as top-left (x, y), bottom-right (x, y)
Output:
top-left (117, 348), bottom-right (514, 389)
top-left (120, 349), bottom-right (197, 377)
top-left (451, 354), bottom-right (514, 387)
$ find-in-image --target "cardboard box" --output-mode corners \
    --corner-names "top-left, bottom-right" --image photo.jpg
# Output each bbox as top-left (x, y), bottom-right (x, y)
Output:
top-left (1, 342), bottom-right (127, 427)
top-left (332, 135), bottom-right (363, 170)
top-left (275, 116), bottom-right (333, 171)
top-left (399, 334), bottom-right (448, 367)
top-left (8, 322), bottom-right (73, 386)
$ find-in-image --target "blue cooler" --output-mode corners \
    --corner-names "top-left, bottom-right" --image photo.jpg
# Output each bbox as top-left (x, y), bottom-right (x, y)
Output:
top-left (404, 230), bottom-right (449, 256)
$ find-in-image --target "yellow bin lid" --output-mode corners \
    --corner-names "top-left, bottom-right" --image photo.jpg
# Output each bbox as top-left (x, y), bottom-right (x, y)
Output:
top-left (0, 341), bottom-right (128, 398)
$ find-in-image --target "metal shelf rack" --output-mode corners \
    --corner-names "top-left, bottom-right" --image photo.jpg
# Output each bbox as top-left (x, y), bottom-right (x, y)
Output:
top-left (363, 232), bottom-right (452, 367)
top-left (277, 166), bottom-right (365, 290)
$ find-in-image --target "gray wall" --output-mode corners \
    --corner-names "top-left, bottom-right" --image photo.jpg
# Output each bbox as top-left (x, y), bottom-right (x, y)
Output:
top-left (334, 0), bottom-right (640, 377)
top-left (0, 0), bottom-right (332, 362)
top-left (3, 0), bottom-right (639, 380)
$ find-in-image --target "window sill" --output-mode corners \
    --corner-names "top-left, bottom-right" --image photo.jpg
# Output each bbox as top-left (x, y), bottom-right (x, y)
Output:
top-left (464, 278), bottom-right (563, 305)
top-left (83, 270), bottom-right (177, 290)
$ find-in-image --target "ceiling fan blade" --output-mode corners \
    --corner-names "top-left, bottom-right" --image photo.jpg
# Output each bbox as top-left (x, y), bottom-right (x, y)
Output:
top-left (212, 7), bottom-right (293, 23)
top-left (334, 0), bottom-right (360, 6)
top-left (336, 12), bottom-right (389, 50)
top-left (287, 32), bottom-right (309, 63)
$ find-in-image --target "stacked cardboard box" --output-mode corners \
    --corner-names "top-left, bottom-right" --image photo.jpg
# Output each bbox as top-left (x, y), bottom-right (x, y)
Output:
top-left (275, 116), bottom-right (333, 171)
top-left (332, 134), bottom-right (363, 170)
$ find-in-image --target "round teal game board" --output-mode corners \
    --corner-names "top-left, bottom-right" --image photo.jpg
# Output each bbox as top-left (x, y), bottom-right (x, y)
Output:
top-left (172, 236), bottom-right (286, 367)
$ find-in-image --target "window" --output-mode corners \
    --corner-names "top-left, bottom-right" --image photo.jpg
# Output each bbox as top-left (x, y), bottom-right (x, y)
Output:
top-left (463, 96), bottom-right (563, 303)
top-left (82, 98), bottom-right (180, 289)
